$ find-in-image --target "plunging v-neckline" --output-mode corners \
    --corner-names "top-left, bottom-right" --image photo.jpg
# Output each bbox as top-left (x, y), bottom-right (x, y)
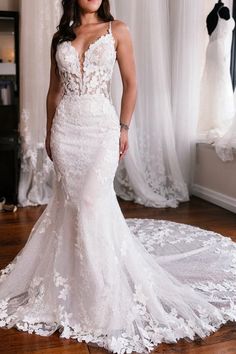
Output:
top-left (69, 32), bottom-right (112, 81)
top-left (69, 23), bottom-right (112, 79)
top-left (69, 31), bottom-right (111, 60)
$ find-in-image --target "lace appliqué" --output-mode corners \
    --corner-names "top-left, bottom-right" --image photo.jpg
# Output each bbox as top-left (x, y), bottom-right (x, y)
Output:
top-left (1, 219), bottom-right (236, 354)
top-left (56, 32), bottom-right (116, 100)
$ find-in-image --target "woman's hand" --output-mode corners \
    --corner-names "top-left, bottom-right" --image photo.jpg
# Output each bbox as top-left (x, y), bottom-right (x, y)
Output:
top-left (119, 129), bottom-right (129, 161)
top-left (45, 133), bottom-right (53, 161)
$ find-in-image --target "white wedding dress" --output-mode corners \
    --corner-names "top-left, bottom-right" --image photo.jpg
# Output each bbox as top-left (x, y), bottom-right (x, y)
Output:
top-left (198, 8), bottom-right (235, 142)
top-left (0, 21), bottom-right (236, 354)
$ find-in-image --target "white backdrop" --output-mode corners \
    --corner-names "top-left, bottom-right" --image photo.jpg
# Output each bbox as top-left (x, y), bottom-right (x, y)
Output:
top-left (110, 0), bottom-right (188, 207)
top-left (170, 1), bottom-right (207, 186)
top-left (18, 0), bottom-right (61, 206)
top-left (18, 0), bottom-right (232, 207)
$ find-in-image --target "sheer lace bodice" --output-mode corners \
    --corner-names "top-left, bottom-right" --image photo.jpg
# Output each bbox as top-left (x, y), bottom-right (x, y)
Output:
top-left (55, 21), bottom-right (116, 100)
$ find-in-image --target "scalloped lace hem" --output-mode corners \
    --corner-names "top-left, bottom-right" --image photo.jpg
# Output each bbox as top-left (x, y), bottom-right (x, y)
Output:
top-left (1, 308), bottom-right (236, 354)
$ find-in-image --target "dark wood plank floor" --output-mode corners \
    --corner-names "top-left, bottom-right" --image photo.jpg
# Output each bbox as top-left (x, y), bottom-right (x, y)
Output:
top-left (0, 196), bottom-right (235, 354)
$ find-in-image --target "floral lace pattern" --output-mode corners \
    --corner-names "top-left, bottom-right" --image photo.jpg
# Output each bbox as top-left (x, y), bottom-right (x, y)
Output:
top-left (56, 21), bottom-right (116, 101)
top-left (0, 216), bottom-right (236, 354)
top-left (1, 19), bottom-right (236, 354)
top-left (114, 141), bottom-right (189, 209)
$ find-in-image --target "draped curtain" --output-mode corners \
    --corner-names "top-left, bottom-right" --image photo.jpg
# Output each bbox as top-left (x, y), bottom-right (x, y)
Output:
top-left (170, 1), bottom-right (209, 187)
top-left (18, 0), bottom-right (61, 206)
top-left (18, 0), bottom-right (217, 207)
top-left (110, 0), bottom-right (188, 207)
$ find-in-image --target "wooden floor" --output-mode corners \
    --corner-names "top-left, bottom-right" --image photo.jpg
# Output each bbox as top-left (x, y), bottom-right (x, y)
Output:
top-left (0, 196), bottom-right (236, 354)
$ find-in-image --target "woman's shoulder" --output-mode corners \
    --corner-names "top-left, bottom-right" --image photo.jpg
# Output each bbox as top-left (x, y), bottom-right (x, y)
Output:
top-left (111, 19), bottom-right (130, 35)
top-left (112, 19), bottom-right (129, 28)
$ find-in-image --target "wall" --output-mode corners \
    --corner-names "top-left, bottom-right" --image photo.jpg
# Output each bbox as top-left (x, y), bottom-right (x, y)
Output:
top-left (0, 0), bottom-right (19, 11)
top-left (192, 143), bottom-right (236, 213)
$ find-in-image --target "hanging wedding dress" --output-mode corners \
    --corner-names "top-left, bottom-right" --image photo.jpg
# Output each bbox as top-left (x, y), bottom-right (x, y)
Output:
top-left (215, 89), bottom-right (236, 161)
top-left (0, 21), bottom-right (236, 354)
top-left (198, 8), bottom-right (235, 142)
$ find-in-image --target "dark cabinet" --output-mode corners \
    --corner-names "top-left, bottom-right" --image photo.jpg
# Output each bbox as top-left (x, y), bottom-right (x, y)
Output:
top-left (0, 11), bottom-right (20, 204)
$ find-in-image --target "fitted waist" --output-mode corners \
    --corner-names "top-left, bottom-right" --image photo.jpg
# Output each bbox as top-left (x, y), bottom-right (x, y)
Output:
top-left (61, 93), bottom-right (115, 114)
top-left (54, 93), bottom-right (119, 128)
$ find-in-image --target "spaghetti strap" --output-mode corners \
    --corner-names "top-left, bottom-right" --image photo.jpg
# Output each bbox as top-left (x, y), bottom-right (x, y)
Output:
top-left (109, 20), bottom-right (112, 34)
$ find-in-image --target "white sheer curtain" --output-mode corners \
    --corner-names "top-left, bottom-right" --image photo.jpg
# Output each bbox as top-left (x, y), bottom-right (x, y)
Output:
top-left (18, 0), bottom-right (213, 207)
top-left (18, 0), bottom-right (61, 206)
top-left (111, 0), bottom-right (189, 207)
top-left (170, 1), bottom-right (211, 187)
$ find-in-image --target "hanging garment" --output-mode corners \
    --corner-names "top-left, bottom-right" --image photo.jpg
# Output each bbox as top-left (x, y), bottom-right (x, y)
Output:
top-left (198, 9), bottom-right (235, 142)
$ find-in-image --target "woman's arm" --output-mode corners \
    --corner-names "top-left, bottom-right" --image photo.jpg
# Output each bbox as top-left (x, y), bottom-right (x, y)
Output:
top-left (45, 36), bottom-right (63, 160)
top-left (113, 20), bottom-right (137, 160)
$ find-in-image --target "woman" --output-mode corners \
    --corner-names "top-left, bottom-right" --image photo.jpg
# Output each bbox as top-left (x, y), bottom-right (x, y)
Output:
top-left (46, 0), bottom-right (136, 164)
top-left (0, 1), bottom-right (236, 353)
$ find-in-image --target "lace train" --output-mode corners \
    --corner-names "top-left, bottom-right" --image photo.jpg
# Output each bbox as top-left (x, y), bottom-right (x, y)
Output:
top-left (0, 189), bottom-right (236, 353)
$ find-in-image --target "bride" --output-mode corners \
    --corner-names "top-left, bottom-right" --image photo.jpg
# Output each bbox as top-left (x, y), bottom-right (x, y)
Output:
top-left (0, 1), bottom-right (236, 353)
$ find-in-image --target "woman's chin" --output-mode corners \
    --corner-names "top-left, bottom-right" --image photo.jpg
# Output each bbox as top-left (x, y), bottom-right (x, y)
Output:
top-left (87, 0), bottom-right (101, 8)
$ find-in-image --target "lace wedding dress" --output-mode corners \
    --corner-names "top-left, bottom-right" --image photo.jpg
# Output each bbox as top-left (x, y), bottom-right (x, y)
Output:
top-left (0, 21), bottom-right (236, 354)
top-left (198, 8), bottom-right (235, 142)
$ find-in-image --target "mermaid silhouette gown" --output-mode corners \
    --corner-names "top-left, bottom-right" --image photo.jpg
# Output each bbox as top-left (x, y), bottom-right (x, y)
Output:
top-left (0, 21), bottom-right (236, 354)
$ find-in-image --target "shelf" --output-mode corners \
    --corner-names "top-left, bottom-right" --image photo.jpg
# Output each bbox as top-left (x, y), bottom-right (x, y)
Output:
top-left (0, 104), bottom-right (17, 107)
top-left (0, 62), bottom-right (16, 75)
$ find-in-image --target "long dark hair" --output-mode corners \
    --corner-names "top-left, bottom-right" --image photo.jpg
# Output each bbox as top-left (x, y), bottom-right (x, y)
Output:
top-left (52, 0), bottom-right (114, 64)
